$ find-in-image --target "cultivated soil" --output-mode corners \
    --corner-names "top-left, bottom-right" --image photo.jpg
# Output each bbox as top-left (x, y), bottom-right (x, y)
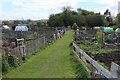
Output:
top-left (94, 51), bottom-right (120, 68)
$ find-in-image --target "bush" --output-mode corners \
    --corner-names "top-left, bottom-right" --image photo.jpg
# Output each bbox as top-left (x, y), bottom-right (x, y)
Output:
top-left (96, 28), bottom-right (104, 46)
top-left (22, 54), bottom-right (27, 61)
top-left (8, 53), bottom-right (19, 67)
top-left (47, 38), bottom-right (55, 46)
top-left (2, 53), bottom-right (10, 73)
top-left (72, 23), bottom-right (78, 30)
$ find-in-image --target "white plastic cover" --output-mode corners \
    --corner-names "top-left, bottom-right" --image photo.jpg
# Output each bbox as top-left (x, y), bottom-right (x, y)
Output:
top-left (15, 26), bottom-right (28, 31)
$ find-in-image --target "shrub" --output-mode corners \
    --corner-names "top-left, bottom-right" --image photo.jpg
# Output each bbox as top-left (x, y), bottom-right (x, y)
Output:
top-left (69, 42), bottom-right (73, 47)
top-left (72, 23), bottom-right (78, 30)
top-left (22, 54), bottom-right (27, 61)
top-left (47, 38), bottom-right (55, 46)
top-left (2, 52), bottom-right (10, 73)
top-left (96, 28), bottom-right (104, 46)
top-left (8, 53), bottom-right (19, 67)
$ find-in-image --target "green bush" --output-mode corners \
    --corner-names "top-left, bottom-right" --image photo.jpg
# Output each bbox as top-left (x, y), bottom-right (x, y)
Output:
top-left (2, 53), bottom-right (10, 73)
top-left (22, 54), bottom-right (27, 61)
top-left (72, 23), bottom-right (78, 30)
top-left (96, 28), bottom-right (104, 46)
top-left (8, 53), bottom-right (19, 67)
top-left (48, 38), bottom-right (55, 46)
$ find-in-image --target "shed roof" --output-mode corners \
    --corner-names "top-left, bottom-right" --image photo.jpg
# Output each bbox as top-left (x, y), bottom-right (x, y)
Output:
top-left (104, 28), bottom-right (113, 32)
top-left (3, 25), bottom-right (10, 29)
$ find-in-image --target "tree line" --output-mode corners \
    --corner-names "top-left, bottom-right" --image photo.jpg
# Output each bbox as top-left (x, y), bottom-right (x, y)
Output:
top-left (2, 19), bottom-right (47, 30)
top-left (48, 7), bottom-right (118, 28)
top-left (2, 7), bottom-right (120, 28)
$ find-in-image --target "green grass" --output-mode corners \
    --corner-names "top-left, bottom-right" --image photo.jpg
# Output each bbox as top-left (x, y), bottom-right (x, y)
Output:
top-left (96, 61), bottom-right (109, 71)
top-left (3, 30), bottom-right (89, 78)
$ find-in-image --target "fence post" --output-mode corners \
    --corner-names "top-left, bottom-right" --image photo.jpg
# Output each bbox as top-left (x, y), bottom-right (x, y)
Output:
top-left (91, 64), bottom-right (95, 78)
top-left (79, 52), bottom-right (81, 59)
top-left (44, 35), bottom-right (46, 45)
top-left (73, 46), bottom-right (76, 52)
top-left (117, 36), bottom-right (120, 49)
top-left (110, 62), bottom-right (120, 79)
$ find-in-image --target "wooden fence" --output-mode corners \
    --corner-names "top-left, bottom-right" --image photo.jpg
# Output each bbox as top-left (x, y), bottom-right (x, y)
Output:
top-left (10, 35), bottom-right (45, 59)
top-left (2, 30), bottom-right (56, 39)
top-left (10, 36), bottom-right (46, 59)
top-left (9, 28), bottom-right (67, 59)
top-left (73, 42), bottom-right (120, 79)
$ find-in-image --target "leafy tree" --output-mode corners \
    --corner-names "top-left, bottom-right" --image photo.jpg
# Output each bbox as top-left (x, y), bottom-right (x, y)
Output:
top-left (116, 14), bottom-right (120, 27)
top-left (79, 9), bottom-right (94, 16)
top-left (61, 6), bottom-right (72, 27)
top-left (95, 12), bottom-right (100, 15)
top-left (62, 6), bottom-right (72, 11)
top-left (86, 15), bottom-right (105, 27)
top-left (61, 6), bottom-right (78, 27)
top-left (2, 21), bottom-right (10, 26)
top-left (48, 6), bottom-right (77, 27)
top-left (27, 19), bottom-right (32, 23)
top-left (69, 15), bottom-right (77, 26)
top-left (71, 11), bottom-right (78, 15)
top-left (48, 14), bottom-right (56, 27)
top-left (72, 23), bottom-right (78, 30)
top-left (104, 9), bottom-right (111, 16)
top-left (48, 14), bottom-right (64, 27)
top-left (48, 7), bottom-right (108, 28)
top-left (77, 8), bottom-right (82, 12)
top-left (55, 14), bottom-right (64, 27)
top-left (103, 17), bottom-right (109, 26)
top-left (77, 15), bottom-right (86, 27)
top-left (14, 20), bottom-right (21, 25)
top-left (109, 20), bottom-right (116, 27)
top-left (104, 9), bottom-right (113, 26)
top-left (36, 20), bottom-right (44, 27)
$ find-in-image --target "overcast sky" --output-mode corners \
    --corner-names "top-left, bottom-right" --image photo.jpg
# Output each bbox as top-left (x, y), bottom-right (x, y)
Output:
top-left (0, 0), bottom-right (119, 20)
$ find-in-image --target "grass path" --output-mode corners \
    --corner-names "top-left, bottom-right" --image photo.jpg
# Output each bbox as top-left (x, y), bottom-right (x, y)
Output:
top-left (4, 30), bottom-right (79, 78)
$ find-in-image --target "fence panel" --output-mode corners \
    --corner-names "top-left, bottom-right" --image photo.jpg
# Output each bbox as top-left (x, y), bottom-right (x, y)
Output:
top-left (10, 36), bottom-right (45, 59)
top-left (7, 28), bottom-right (66, 59)
top-left (73, 42), bottom-right (120, 79)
